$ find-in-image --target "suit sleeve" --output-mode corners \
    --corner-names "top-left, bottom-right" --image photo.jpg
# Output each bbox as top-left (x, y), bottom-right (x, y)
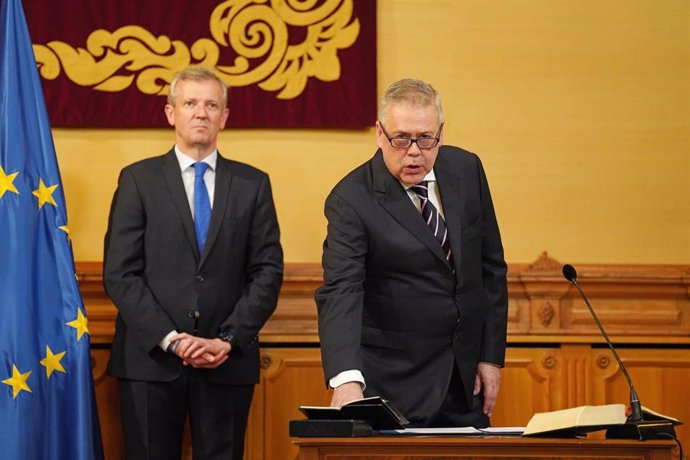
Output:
top-left (476, 158), bottom-right (509, 366)
top-left (103, 168), bottom-right (177, 352)
top-left (217, 174), bottom-right (283, 349)
top-left (314, 192), bottom-right (368, 383)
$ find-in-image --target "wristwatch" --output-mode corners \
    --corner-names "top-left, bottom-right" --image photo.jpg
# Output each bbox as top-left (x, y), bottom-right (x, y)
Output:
top-left (167, 340), bottom-right (180, 354)
top-left (217, 328), bottom-right (237, 348)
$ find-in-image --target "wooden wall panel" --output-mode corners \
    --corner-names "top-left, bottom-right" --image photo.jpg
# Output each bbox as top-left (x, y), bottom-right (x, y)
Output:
top-left (592, 348), bottom-right (690, 455)
top-left (81, 254), bottom-right (690, 459)
top-left (79, 254), bottom-right (690, 345)
top-left (249, 348), bottom-right (330, 460)
top-left (492, 347), bottom-right (562, 427)
top-left (564, 298), bottom-right (688, 336)
top-left (77, 253), bottom-right (690, 343)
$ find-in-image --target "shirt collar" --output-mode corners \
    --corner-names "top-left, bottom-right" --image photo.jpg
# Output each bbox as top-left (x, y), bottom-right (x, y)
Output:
top-left (401, 169), bottom-right (437, 190)
top-left (174, 146), bottom-right (218, 172)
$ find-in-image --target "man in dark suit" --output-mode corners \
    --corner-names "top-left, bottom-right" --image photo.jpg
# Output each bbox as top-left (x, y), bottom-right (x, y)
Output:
top-left (315, 78), bottom-right (508, 428)
top-left (104, 66), bottom-right (283, 459)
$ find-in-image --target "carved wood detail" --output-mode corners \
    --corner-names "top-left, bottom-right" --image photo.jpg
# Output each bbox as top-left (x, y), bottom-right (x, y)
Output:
top-left (595, 353), bottom-right (611, 369)
top-left (541, 354), bottom-right (556, 370)
top-left (537, 302), bottom-right (555, 327)
top-left (77, 255), bottom-right (690, 345)
top-left (560, 345), bottom-right (594, 408)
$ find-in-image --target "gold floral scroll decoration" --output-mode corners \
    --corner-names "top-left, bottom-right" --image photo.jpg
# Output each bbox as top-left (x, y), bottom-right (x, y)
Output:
top-left (33, 0), bottom-right (360, 100)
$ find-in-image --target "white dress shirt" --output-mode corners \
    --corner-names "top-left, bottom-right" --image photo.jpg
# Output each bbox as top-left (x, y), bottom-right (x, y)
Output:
top-left (158, 146), bottom-right (218, 351)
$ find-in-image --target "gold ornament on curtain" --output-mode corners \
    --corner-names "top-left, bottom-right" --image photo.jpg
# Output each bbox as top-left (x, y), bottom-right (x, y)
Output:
top-left (33, 0), bottom-right (360, 100)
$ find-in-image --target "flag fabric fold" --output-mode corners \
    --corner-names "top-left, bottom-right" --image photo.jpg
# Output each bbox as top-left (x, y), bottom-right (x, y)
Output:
top-left (0, 0), bottom-right (103, 458)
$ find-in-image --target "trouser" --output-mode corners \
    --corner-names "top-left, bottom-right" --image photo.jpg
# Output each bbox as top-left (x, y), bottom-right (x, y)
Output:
top-left (426, 364), bottom-right (490, 428)
top-left (118, 369), bottom-right (254, 460)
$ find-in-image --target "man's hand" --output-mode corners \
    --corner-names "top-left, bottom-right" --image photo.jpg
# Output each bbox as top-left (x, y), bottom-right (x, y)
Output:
top-left (330, 381), bottom-right (364, 408)
top-left (170, 333), bottom-right (230, 369)
top-left (473, 362), bottom-right (501, 417)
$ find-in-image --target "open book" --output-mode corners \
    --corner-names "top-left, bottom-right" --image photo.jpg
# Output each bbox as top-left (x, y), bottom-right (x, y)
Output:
top-left (523, 404), bottom-right (680, 437)
top-left (299, 396), bottom-right (410, 430)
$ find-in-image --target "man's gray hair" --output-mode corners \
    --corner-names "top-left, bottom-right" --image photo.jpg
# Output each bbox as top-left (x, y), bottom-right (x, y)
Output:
top-left (378, 78), bottom-right (444, 125)
top-left (167, 66), bottom-right (228, 108)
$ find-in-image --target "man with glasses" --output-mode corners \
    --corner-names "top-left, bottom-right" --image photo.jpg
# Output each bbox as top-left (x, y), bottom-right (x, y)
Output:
top-left (315, 78), bottom-right (508, 427)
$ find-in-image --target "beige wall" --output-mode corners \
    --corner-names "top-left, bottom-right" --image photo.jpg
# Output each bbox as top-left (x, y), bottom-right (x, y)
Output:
top-left (55, 0), bottom-right (690, 264)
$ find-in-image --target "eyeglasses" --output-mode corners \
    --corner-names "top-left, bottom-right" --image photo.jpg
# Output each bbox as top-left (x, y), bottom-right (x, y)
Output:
top-left (379, 122), bottom-right (443, 150)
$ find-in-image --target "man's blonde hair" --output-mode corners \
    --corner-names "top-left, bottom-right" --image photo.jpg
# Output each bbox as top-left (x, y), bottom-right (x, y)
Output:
top-left (167, 66), bottom-right (228, 108)
top-left (378, 78), bottom-right (444, 125)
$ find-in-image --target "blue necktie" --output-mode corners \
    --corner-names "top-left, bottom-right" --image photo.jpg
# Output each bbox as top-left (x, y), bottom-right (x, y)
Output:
top-left (410, 181), bottom-right (452, 262)
top-left (193, 162), bottom-right (211, 252)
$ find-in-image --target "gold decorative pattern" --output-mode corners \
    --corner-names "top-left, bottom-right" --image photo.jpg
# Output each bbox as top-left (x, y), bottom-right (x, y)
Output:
top-left (33, 0), bottom-right (360, 100)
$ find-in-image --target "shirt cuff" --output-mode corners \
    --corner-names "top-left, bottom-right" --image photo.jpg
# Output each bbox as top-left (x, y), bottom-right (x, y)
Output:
top-left (329, 370), bottom-right (366, 390)
top-left (158, 330), bottom-right (179, 352)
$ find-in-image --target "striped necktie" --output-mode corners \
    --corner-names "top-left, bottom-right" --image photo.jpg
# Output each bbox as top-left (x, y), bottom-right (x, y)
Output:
top-left (410, 181), bottom-right (452, 262)
top-left (193, 162), bottom-right (211, 252)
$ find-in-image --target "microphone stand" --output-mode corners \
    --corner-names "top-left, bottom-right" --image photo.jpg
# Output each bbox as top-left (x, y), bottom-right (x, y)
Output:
top-left (562, 264), bottom-right (678, 441)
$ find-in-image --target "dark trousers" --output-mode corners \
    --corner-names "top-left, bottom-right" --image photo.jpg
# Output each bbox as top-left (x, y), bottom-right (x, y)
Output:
top-left (426, 364), bottom-right (490, 428)
top-left (118, 369), bottom-right (254, 460)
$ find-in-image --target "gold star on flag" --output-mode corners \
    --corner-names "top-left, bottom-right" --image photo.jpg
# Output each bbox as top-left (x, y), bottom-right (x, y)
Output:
top-left (0, 166), bottom-right (20, 199)
top-left (66, 307), bottom-right (90, 341)
top-left (59, 225), bottom-right (71, 243)
top-left (40, 346), bottom-right (67, 378)
top-left (32, 178), bottom-right (59, 209)
top-left (2, 365), bottom-right (32, 399)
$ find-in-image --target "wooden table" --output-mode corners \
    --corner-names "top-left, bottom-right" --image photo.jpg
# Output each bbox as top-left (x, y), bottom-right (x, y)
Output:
top-left (293, 435), bottom-right (678, 459)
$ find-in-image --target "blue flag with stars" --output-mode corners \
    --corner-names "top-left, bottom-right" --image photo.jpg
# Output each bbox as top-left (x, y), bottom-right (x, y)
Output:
top-left (0, 0), bottom-right (104, 458)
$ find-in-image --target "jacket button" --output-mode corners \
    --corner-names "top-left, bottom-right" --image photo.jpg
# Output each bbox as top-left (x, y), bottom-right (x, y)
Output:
top-left (196, 275), bottom-right (205, 283)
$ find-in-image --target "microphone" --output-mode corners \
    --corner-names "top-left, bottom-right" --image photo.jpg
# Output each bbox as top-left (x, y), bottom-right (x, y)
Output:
top-left (562, 264), bottom-right (679, 440)
top-left (562, 264), bottom-right (643, 422)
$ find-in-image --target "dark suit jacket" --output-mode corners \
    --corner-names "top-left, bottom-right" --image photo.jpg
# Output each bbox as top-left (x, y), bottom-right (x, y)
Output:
top-left (104, 149), bottom-right (283, 385)
top-left (315, 145), bottom-right (508, 423)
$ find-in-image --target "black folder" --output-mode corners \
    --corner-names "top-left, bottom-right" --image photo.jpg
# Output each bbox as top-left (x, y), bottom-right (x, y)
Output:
top-left (298, 396), bottom-right (410, 430)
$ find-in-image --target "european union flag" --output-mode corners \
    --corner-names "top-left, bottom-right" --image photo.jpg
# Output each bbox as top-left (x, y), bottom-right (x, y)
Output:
top-left (0, 0), bottom-right (104, 458)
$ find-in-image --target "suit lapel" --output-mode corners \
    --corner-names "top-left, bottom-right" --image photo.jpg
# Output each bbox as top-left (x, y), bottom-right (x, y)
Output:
top-left (434, 151), bottom-right (463, 276)
top-left (199, 154), bottom-right (233, 267)
top-left (160, 150), bottom-right (198, 259)
top-left (372, 151), bottom-right (451, 269)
